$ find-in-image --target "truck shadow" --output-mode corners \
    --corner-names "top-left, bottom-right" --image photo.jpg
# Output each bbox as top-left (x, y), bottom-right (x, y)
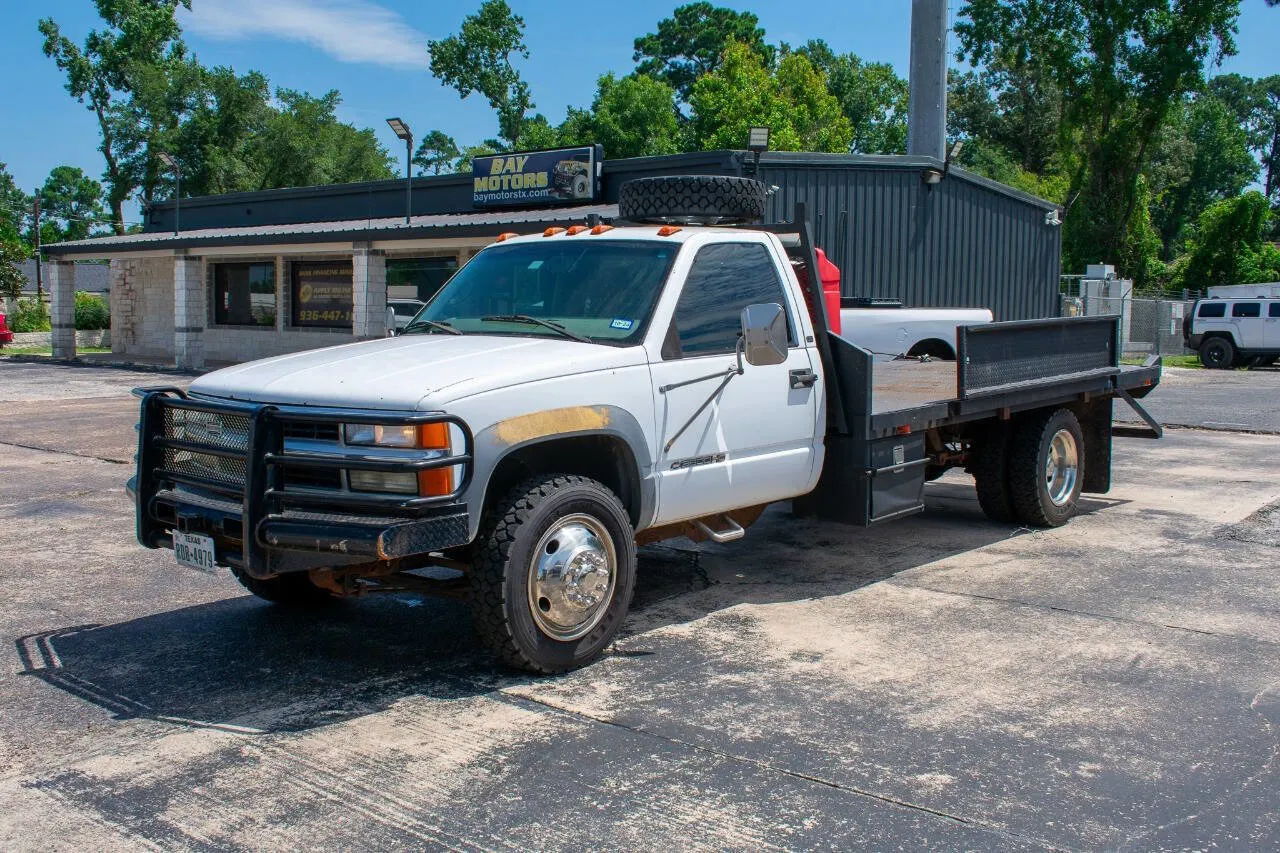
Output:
top-left (16, 477), bottom-right (1124, 735)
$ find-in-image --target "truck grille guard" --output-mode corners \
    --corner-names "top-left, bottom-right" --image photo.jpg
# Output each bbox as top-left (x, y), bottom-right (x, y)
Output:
top-left (132, 387), bottom-right (473, 575)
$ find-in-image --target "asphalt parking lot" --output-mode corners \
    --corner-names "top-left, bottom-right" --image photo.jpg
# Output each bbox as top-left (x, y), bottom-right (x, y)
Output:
top-left (1, 360), bottom-right (1278, 850)
top-left (1115, 364), bottom-right (1280, 433)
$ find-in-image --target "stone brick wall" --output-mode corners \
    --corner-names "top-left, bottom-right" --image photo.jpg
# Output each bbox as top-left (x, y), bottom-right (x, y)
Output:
top-left (109, 257), bottom-right (173, 358)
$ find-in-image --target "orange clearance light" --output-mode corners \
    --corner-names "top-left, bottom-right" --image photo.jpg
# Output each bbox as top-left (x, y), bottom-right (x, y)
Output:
top-left (566, 224), bottom-right (590, 235)
top-left (495, 232), bottom-right (519, 242)
top-left (543, 226), bottom-right (566, 237)
top-left (417, 422), bottom-right (454, 496)
top-left (895, 425), bottom-right (912, 436)
top-left (417, 422), bottom-right (450, 450)
top-left (590, 224), bottom-right (615, 235)
top-left (657, 225), bottom-right (683, 237)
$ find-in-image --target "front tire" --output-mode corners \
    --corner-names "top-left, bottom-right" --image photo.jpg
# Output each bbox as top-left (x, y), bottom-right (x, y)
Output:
top-left (1199, 337), bottom-right (1235, 369)
top-left (1009, 409), bottom-right (1084, 528)
top-left (470, 475), bottom-right (636, 673)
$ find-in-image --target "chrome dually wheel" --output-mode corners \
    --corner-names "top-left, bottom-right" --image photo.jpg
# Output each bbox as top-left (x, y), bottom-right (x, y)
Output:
top-left (470, 474), bottom-right (636, 674)
top-left (528, 514), bottom-right (616, 641)
top-left (1045, 428), bottom-right (1080, 507)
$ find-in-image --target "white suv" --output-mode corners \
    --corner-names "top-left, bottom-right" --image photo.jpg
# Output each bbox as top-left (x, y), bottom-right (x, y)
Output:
top-left (1184, 297), bottom-right (1280, 368)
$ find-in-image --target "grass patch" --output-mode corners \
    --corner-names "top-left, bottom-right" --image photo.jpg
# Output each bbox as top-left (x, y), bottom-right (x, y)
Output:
top-left (0, 346), bottom-right (112, 357)
top-left (1122, 354), bottom-right (1200, 369)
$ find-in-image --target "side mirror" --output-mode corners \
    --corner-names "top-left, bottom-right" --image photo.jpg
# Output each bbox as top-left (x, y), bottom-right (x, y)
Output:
top-left (740, 303), bottom-right (788, 366)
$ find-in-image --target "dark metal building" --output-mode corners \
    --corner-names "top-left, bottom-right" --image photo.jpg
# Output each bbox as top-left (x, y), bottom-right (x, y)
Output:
top-left (140, 150), bottom-right (1062, 322)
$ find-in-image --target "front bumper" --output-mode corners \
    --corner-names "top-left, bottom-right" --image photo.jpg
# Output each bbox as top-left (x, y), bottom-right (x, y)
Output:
top-left (131, 388), bottom-right (473, 577)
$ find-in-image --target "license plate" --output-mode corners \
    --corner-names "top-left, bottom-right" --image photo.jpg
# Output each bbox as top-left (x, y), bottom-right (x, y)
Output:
top-left (172, 531), bottom-right (217, 573)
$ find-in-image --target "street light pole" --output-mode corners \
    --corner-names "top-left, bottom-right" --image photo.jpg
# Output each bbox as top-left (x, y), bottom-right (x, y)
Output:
top-left (404, 136), bottom-right (412, 225)
top-left (386, 118), bottom-right (414, 225)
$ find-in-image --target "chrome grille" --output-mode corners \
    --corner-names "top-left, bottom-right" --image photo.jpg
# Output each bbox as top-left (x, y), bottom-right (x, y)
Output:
top-left (163, 446), bottom-right (247, 489)
top-left (162, 408), bottom-right (250, 452)
top-left (161, 408), bottom-right (250, 490)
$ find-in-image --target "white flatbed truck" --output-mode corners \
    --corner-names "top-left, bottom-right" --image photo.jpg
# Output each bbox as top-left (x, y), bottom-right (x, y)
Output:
top-left (129, 176), bottom-right (1163, 673)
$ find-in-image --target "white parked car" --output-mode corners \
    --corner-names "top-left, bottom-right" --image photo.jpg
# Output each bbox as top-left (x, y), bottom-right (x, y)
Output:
top-left (386, 299), bottom-right (426, 335)
top-left (1183, 297), bottom-right (1280, 368)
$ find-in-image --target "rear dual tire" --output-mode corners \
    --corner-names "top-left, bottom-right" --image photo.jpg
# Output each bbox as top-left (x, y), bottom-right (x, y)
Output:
top-left (970, 408), bottom-right (1084, 528)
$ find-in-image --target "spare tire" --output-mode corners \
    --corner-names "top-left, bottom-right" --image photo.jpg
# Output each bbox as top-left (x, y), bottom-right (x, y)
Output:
top-left (618, 175), bottom-right (768, 225)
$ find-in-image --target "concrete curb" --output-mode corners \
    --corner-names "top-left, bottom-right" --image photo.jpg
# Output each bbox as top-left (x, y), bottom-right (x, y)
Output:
top-left (0, 353), bottom-right (200, 376)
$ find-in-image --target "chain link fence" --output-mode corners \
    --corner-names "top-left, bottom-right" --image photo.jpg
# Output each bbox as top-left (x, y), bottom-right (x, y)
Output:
top-left (1061, 279), bottom-right (1200, 358)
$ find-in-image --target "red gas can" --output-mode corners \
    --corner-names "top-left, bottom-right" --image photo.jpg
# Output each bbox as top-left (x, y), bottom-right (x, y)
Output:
top-left (793, 249), bottom-right (843, 336)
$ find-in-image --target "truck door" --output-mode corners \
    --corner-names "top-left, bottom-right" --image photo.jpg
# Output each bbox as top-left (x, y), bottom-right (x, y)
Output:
top-left (1267, 301), bottom-right (1280, 350)
top-left (648, 241), bottom-right (820, 525)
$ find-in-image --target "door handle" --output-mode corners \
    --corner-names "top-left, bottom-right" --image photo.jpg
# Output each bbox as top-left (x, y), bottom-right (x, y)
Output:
top-left (789, 368), bottom-right (818, 388)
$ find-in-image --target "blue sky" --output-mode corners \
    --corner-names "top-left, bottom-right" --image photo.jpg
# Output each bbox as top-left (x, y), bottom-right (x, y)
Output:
top-left (3, 0), bottom-right (1279, 226)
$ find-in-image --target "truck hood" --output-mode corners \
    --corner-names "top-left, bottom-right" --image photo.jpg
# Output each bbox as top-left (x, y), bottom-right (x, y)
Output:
top-left (190, 334), bottom-right (646, 411)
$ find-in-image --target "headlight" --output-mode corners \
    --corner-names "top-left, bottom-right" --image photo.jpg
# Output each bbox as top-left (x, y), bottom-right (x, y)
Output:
top-left (348, 470), bottom-right (419, 494)
top-left (343, 423), bottom-right (418, 447)
top-left (341, 422), bottom-right (456, 497)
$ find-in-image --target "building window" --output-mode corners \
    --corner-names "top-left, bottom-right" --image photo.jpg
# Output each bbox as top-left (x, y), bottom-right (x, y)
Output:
top-left (387, 257), bottom-right (459, 303)
top-left (213, 262), bottom-right (276, 327)
top-left (291, 261), bottom-right (353, 329)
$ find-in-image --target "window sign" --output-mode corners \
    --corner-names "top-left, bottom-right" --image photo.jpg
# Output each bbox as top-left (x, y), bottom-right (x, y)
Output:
top-left (471, 145), bottom-right (602, 208)
top-left (291, 261), bottom-right (353, 329)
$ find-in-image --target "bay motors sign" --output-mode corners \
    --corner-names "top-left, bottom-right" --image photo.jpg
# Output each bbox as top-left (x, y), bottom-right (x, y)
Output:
top-left (471, 145), bottom-right (602, 208)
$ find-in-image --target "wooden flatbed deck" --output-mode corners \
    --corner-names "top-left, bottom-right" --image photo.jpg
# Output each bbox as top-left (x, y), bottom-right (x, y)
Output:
top-left (871, 358), bottom-right (958, 415)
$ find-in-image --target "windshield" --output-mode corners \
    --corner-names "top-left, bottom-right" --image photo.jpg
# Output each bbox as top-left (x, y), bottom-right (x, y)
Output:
top-left (410, 239), bottom-right (676, 344)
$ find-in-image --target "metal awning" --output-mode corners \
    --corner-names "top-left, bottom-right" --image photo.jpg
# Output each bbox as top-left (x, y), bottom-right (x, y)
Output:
top-left (44, 204), bottom-right (620, 257)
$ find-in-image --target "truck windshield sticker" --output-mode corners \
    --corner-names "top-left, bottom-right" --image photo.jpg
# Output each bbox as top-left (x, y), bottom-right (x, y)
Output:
top-left (610, 318), bottom-right (634, 330)
top-left (527, 260), bottom-right (544, 270)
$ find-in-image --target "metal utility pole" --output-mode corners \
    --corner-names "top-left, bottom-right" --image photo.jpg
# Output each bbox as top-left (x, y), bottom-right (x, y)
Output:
top-left (32, 198), bottom-right (42, 300)
top-left (907, 0), bottom-right (949, 162)
top-left (386, 118), bottom-right (414, 225)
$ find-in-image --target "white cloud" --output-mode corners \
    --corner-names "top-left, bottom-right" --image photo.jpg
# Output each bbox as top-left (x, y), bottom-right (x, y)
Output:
top-left (179, 0), bottom-right (428, 70)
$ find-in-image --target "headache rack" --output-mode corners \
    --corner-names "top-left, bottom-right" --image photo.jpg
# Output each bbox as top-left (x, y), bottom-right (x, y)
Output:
top-left (131, 388), bottom-right (473, 576)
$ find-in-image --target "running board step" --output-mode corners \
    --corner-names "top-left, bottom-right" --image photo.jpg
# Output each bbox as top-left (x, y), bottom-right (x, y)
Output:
top-left (693, 516), bottom-right (746, 543)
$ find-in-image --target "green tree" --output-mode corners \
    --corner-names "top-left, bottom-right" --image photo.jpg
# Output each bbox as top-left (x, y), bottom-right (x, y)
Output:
top-left (956, 0), bottom-right (1271, 277)
top-left (246, 89), bottom-right (394, 190)
top-left (1178, 191), bottom-right (1280, 288)
top-left (166, 66), bottom-right (273, 196)
top-left (799, 41), bottom-right (908, 155)
top-left (39, 0), bottom-right (192, 233)
top-left (37, 166), bottom-right (107, 243)
top-left (690, 41), bottom-right (851, 153)
top-left (0, 162), bottom-right (30, 246)
top-left (1209, 73), bottom-right (1280, 203)
top-left (413, 131), bottom-right (461, 175)
top-left (1149, 93), bottom-right (1257, 255)
top-left (634, 3), bottom-right (773, 106)
top-left (428, 1), bottom-right (532, 149)
top-left (0, 241), bottom-right (29, 302)
top-left (453, 143), bottom-right (499, 173)
top-left (558, 73), bottom-right (682, 159)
